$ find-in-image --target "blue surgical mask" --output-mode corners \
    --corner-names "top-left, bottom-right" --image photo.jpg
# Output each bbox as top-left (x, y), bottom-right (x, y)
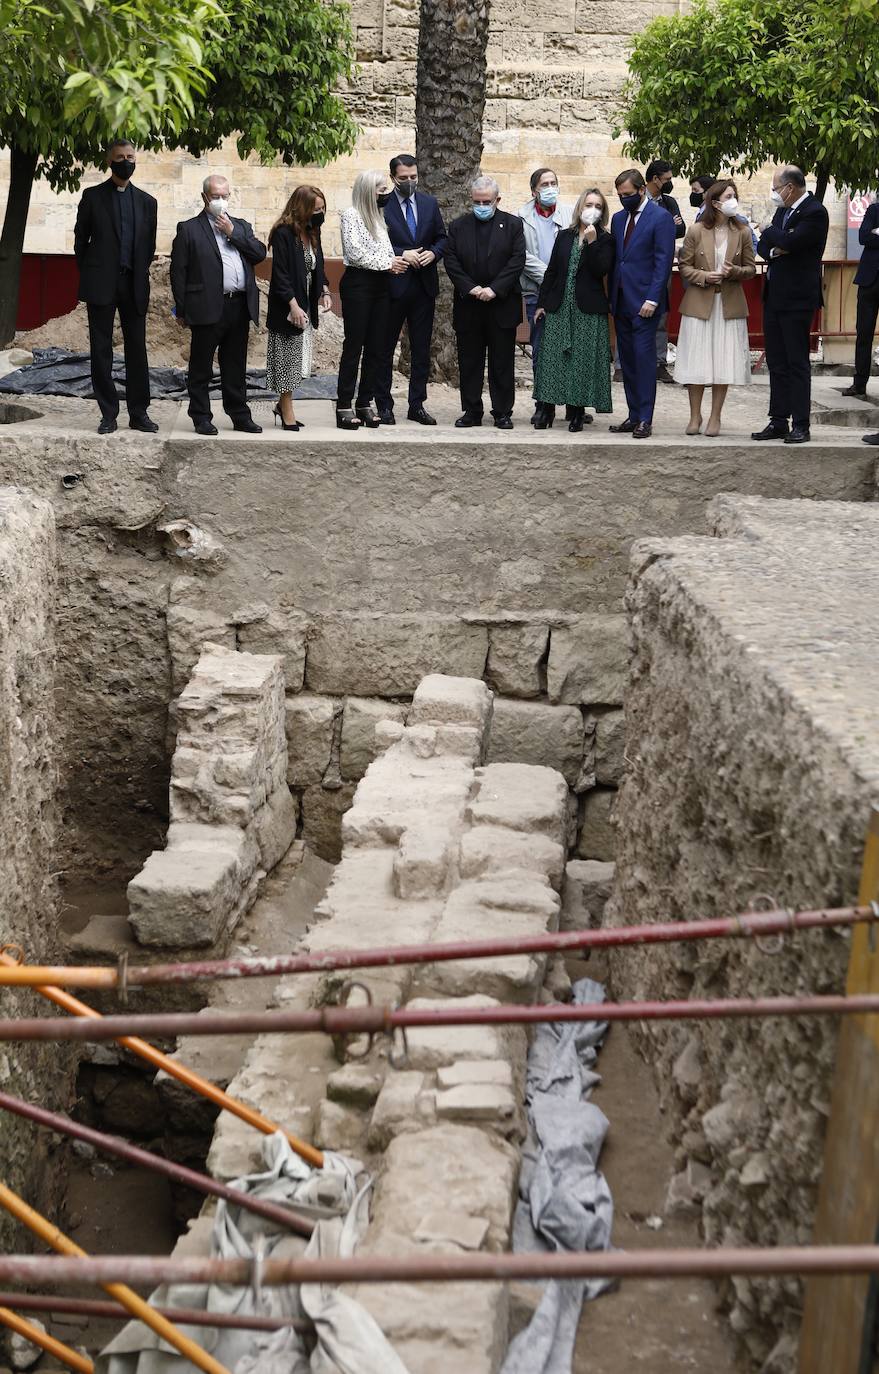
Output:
top-left (473, 204), bottom-right (495, 221)
top-left (538, 187), bottom-right (558, 207)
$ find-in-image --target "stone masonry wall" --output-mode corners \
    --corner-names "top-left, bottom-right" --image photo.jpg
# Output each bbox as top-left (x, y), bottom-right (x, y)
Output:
top-left (128, 644), bottom-right (297, 948)
top-left (607, 496), bottom-right (879, 1371)
top-left (0, 489), bottom-right (69, 1254)
top-left (199, 673), bottom-right (569, 1372)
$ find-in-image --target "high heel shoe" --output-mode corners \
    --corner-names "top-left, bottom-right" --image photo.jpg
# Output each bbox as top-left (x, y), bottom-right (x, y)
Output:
top-left (355, 406), bottom-right (381, 429)
top-left (336, 408), bottom-right (361, 430)
top-left (533, 403), bottom-right (555, 430)
top-left (273, 404), bottom-right (301, 431)
top-left (568, 407), bottom-right (585, 433)
top-left (685, 419), bottom-right (702, 435)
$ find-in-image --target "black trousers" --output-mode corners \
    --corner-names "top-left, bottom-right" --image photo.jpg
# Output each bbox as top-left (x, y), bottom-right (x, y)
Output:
top-left (374, 279), bottom-right (435, 412)
top-left (854, 280), bottom-right (879, 387)
top-left (338, 267), bottom-right (390, 409)
top-left (187, 293), bottom-right (251, 425)
top-left (763, 305), bottom-right (813, 429)
top-left (86, 269), bottom-right (150, 421)
top-left (455, 304), bottom-right (516, 418)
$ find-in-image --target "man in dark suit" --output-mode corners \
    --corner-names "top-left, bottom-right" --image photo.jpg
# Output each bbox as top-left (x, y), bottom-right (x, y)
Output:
top-left (752, 166), bottom-right (829, 445)
top-left (444, 176), bottom-right (526, 429)
top-left (608, 169), bottom-right (676, 438)
top-left (170, 174), bottom-right (267, 435)
top-left (645, 158), bottom-right (685, 384)
top-left (74, 139), bottom-right (157, 434)
top-left (843, 198), bottom-right (879, 400)
top-left (375, 154), bottom-right (448, 426)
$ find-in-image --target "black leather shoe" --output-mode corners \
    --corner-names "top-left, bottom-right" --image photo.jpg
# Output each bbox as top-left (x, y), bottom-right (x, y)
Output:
top-left (129, 414), bottom-right (158, 433)
top-left (194, 420), bottom-right (218, 435)
top-left (494, 414), bottom-right (514, 430)
top-left (609, 418), bottom-right (636, 433)
top-left (355, 406), bottom-right (381, 428)
top-left (633, 421), bottom-right (652, 439)
top-left (841, 384), bottom-right (868, 398)
top-left (657, 363), bottom-right (675, 385)
top-left (784, 426), bottom-right (810, 444)
top-left (751, 421), bottom-right (789, 441)
top-left (862, 432), bottom-right (879, 445)
top-left (233, 417), bottom-right (262, 433)
top-left (97, 417), bottom-right (117, 435)
top-left (408, 406), bottom-right (436, 425)
top-left (377, 410), bottom-right (396, 425)
top-left (455, 413), bottom-right (482, 428)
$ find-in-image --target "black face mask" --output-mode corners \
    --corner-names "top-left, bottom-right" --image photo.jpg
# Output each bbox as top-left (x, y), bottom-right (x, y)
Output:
top-left (377, 192), bottom-right (392, 207)
top-left (689, 190), bottom-right (704, 207)
top-left (395, 179), bottom-right (417, 198)
top-left (619, 192), bottom-right (642, 214)
top-left (309, 211), bottom-right (325, 229)
top-left (660, 179), bottom-right (673, 195)
top-left (111, 158), bottom-right (135, 181)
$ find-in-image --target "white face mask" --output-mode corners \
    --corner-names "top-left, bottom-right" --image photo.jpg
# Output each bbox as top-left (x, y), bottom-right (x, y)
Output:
top-left (580, 206), bottom-right (601, 226)
top-left (207, 196), bottom-right (229, 217)
top-left (770, 189), bottom-right (786, 207)
top-left (718, 198), bottom-right (740, 216)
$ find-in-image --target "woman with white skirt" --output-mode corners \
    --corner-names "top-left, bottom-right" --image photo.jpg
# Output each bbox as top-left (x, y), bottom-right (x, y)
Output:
top-left (676, 179), bottom-right (756, 436)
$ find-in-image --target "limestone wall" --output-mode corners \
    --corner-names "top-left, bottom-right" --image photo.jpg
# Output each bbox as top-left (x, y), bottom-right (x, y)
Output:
top-left (0, 489), bottom-right (67, 1252)
top-left (608, 496), bottom-right (879, 1369)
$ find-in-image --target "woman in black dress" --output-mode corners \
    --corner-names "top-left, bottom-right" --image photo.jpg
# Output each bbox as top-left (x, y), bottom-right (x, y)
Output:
top-left (266, 185), bottom-right (332, 431)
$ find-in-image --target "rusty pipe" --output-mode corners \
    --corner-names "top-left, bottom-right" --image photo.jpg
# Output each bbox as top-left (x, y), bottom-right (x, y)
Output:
top-left (0, 1292), bottom-right (314, 1334)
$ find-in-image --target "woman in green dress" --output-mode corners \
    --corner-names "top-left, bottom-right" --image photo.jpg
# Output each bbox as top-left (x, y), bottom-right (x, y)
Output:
top-left (533, 188), bottom-right (615, 431)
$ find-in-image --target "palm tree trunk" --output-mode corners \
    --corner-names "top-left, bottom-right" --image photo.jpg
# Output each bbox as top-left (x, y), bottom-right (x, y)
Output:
top-left (0, 145), bottom-right (39, 348)
top-left (416, 0), bottom-right (490, 383)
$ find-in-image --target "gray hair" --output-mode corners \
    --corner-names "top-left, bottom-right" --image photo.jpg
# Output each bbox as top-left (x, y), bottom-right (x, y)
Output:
top-left (777, 165), bottom-right (806, 189)
top-left (351, 170), bottom-right (391, 245)
top-left (203, 174), bottom-right (230, 196)
top-left (471, 174), bottom-right (500, 198)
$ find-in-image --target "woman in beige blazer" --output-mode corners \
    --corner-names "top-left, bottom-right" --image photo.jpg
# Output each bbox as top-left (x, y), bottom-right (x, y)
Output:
top-left (676, 180), bottom-right (756, 435)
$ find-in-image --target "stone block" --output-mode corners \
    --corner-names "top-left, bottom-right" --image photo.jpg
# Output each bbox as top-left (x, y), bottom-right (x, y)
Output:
top-left (459, 824), bottom-right (565, 890)
top-left (372, 60), bottom-right (417, 94)
top-left (491, 0), bottom-right (575, 31)
top-left (436, 1060), bottom-right (514, 1090)
top-left (574, 0), bottom-right (663, 34)
top-left (300, 783), bottom-right (357, 863)
top-left (423, 877), bottom-right (558, 1000)
top-left (594, 707), bottom-right (626, 784)
top-left (342, 752), bottom-right (472, 851)
top-left (314, 1100), bottom-right (367, 1153)
top-left (505, 98), bottom-right (562, 128)
top-left (394, 825), bottom-right (454, 898)
top-left (127, 827), bottom-right (252, 947)
top-left (253, 785), bottom-right (298, 870)
top-left (485, 623), bottom-right (548, 698)
top-left (467, 762), bottom-right (568, 847)
top-left (368, 1071), bottom-right (435, 1150)
top-left (409, 673), bottom-right (493, 731)
top-left (413, 1211), bottom-right (489, 1250)
top-left (405, 996), bottom-right (527, 1071)
top-left (576, 788), bottom-right (616, 860)
top-left (305, 616), bottom-right (489, 696)
top-left (236, 607), bottom-right (308, 691)
top-left (486, 698), bottom-right (584, 785)
top-left (340, 697), bottom-right (408, 780)
top-left (546, 615), bottom-right (629, 705)
top-left (166, 604), bottom-right (235, 693)
top-left (326, 1064), bottom-right (384, 1110)
top-left (435, 1082), bottom-right (519, 1135)
top-left (285, 694), bottom-right (338, 786)
top-left (561, 858), bottom-right (615, 930)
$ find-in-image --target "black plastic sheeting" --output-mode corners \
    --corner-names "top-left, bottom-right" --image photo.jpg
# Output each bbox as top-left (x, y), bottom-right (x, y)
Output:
top-left (0, 347), bottom-right (338, 401)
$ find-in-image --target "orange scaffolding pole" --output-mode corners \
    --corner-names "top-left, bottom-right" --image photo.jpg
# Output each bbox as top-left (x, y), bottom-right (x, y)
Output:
top-left (0, 1302), bottom-right (93, 1373)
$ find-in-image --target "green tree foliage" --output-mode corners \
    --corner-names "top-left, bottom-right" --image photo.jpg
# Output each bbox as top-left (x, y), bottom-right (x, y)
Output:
top-left (615, 0), bottom-right (879, 202)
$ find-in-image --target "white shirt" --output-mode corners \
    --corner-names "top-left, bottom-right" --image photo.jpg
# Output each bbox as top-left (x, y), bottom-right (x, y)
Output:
top-left (340, 207), bottom-right (394, 271)
top-left (212, 220), bottom-right (246, 293)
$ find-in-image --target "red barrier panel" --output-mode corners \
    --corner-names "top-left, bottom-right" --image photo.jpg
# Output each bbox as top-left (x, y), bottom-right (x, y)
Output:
top-left (16, 255), bottom-right (80, 332)
top-left (667, 265), bottom-right (820, 351)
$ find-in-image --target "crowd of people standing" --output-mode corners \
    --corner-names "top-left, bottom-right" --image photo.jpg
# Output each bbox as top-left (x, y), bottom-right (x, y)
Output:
top-left (73, 138), bottom-right (879, 446)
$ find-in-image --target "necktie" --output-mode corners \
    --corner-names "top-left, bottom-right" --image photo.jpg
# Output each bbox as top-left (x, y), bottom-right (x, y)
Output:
top-left (405, 199), bottom-right (416, 237)
top-left (782, 207), bottom-right (793, 230)
top-left (623, 212), bottom-right (637, 247)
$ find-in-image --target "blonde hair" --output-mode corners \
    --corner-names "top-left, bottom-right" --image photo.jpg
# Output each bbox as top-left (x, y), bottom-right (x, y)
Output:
top-left (570, 187), bottom-right (609, 230)
top-left (351, 170), bottom-right (391, 245)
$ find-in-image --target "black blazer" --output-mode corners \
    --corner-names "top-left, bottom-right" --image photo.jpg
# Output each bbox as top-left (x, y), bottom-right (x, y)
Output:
top-left (265, 226), bottom-right (328, 335)
top-left (383, 191), bottom-right (448, 300)
top-left (170, 211), bottom-right (267, 327)
top-left (756, 193), bottom-right (829, 312)
top-left (444, 212), bottom-right (526, 330)
top-left (854, 201), bottom-right (879, 289)
top-left (74, 180), bottom-right (157, 314)
top-left (656, 192), bottom-right (686, 240)
top-left (536, 226), bottom-right (615, 315)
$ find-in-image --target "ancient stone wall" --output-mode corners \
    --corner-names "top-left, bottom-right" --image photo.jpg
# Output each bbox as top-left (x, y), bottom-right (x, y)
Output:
top-left (0, 488), bottom-right (68, 1251)
top-left (608, 495), bottom-right (879, 1370)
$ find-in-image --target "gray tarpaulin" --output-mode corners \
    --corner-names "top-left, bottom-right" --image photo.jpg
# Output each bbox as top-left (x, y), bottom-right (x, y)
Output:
top-left (96, 1133), bottom-right (410, 1374)
top-left (501, 977), bottom-right (614, 1374)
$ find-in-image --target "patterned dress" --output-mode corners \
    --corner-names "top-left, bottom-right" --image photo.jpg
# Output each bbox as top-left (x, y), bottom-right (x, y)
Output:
top-left (266, 245), bottom-right (315, 394)
top-left (534, 238), bottom-right (613, 412)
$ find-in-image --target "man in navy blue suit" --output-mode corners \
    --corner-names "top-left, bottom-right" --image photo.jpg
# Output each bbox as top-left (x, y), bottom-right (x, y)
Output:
top-left (608, 169), bottom-right (676, 438)
top-left (844, 198), bottom-right (879, 403)
top-left (375, 154), bottom-right (448, 425)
